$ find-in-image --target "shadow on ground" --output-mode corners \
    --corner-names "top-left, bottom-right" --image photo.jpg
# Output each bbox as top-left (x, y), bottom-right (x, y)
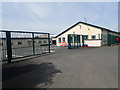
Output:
top-left (2, 62), bottom-right (62, 88)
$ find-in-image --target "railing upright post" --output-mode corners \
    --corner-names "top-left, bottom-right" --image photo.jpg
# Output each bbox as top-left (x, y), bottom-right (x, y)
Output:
top-left (6, 31), bottom-right (12, 63)
top-left (32, 33), bottom-right (35, 55)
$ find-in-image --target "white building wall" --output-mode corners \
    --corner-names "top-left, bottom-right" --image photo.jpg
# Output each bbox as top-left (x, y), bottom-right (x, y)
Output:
top-left (56, 23), bottom-right (102, 47)
top-left (80, 23), bottom-right (102, 39)
top-left (85, 40), bottom-right (101, 47)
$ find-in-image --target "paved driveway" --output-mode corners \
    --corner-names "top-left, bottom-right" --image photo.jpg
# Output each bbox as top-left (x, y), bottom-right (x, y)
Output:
top-left (2, 46), bottom-right (118, 88)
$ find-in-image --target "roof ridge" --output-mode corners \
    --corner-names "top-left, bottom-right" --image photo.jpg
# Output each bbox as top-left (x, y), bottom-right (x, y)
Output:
top-left (56, 21), bottom-right (118, 38)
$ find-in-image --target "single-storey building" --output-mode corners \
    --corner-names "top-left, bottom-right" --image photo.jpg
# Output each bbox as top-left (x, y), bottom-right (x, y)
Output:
top-left (50, 34), bottom-right (57, 45)
top-left (55, 21), bottom-right (119, 47)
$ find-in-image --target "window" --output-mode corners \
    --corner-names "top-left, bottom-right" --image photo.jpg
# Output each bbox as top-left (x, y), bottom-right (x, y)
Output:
top-left (44, 41), bottom-right (47, 43)
top-left (39, 41), bottom-right (42, 43)
top-left (91, 35), bottom-right (96, 39)
top-left (83, 35), bottom-right (88, 40)
top-left (18, 42), bottom-right (22, 45)
top-left (58, 38), bottom-right (61, 43)
top-left (62, 37), bottom-right (65, 42)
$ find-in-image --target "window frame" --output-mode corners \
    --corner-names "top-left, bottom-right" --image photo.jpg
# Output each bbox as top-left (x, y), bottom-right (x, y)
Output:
top-left (62, 37), bottom-right (65, 42)
top-left (58, 38), bottom-right (61, 43)
top-left (18, 42), bottom-right (22, 45)
top-left (91, 35), bottom-right (96, 40)
top-left (43, 41), bottom-right (47, 43)
top-left (83, 35), bottom-right (88, 40)
top-left (39, 41), bottom-right (42, 44)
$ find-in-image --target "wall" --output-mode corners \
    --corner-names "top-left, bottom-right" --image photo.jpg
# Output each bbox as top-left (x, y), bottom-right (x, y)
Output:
top-left (101, 30), bottom-right (118, 46)
top-left (101, 30), bottom-right (108, 46)
top-left (80, 23), bottom-right (102, 39)
top-left (85, 40), bottom-right (101, 47)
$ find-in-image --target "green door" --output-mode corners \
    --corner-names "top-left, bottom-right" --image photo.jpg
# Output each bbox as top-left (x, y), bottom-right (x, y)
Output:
top-left (74, 35), bottom-right (77, 48)
top-left (68, 34), bottom-right (72, 49)
top-left (82, 35), bottom-right (84, 45)
top-left (77, 35), bottom-right (81, 47)
top-left (68, 34), bottom-right (81, 49)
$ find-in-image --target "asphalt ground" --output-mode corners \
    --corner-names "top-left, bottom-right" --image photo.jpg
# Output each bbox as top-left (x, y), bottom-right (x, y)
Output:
top-left (2, 46), bottom-right (118, 88)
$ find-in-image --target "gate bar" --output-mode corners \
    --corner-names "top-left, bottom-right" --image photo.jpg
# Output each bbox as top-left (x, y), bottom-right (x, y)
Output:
top-left (48, 33), bottom-right (50, 53)
top-left (6, 31), bottom-right (12, 63)
top-left (32, 33), bottom-right (35, 55)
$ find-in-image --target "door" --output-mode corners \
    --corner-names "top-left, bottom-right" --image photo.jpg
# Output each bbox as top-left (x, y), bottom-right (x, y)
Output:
top-left (68, 34), bottom-right (81, 49)
top-left (82, 35), bottom-right (85, 45)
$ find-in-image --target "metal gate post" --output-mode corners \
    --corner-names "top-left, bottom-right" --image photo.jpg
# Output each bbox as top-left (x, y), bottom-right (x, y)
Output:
top-left (32, 33), bottom-right (35, 55)
top-left (48, 33), bottom-right (50, 53)
top-left (68, 34), bottom-right (71, 49)
top-left (6, 31), bottom-right (12, 63)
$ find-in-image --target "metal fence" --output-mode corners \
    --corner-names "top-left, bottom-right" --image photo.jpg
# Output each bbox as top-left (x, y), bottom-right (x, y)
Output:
top-left (108, 34), bottom-right (120, 46)
top-left (0, 30), bottom-right (50, 63)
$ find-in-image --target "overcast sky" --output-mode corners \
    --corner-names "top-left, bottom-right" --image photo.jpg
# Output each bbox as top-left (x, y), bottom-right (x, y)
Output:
top-left (1, 2), bottom-right (118, 34)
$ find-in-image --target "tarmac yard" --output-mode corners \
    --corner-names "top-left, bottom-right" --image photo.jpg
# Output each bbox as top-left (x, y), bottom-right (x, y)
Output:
top-left (2, 46), bottom-right (118, 88)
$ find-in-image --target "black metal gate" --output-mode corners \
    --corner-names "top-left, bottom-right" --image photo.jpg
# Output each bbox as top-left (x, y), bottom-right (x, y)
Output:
top-left (0, 30), bottom-right (50, 63)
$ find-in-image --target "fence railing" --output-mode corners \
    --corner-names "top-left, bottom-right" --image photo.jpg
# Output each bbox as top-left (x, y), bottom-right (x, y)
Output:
top-left (0, 30), bottom-right (50, 63)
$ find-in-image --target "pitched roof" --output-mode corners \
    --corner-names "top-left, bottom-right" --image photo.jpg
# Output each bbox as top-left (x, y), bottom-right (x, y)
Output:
top-left (55, 21), bottom-right (118, 38)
